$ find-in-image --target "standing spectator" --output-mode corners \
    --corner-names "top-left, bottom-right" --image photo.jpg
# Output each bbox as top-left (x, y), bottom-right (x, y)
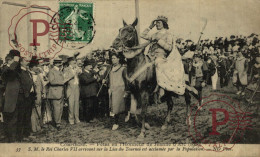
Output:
top-left (79, 59), bottom-right (99, 123)
top-left (2, 50), bottom-right (33, 142)
top-left (38, 59), bottom-right (52, 125)
top-left (232, 41), bottom-right (240, 55)
top-left (29, 57), bottom-right (43, 133)
top-left (209, 55), bottom-right (218, 91)
top-left (217, 55), bottom-right (228, 88)
top-left (206, 56), bottom-right (217, 86)
top-left (64, 57), bottom-right (81, 125)
top-left (107, 53), bottom-right (127, 130)
top-left (97, 62), bottom-right (111, 117)
top-left (190, 53), bottom-right (209, 106)
top-left (47, 57), bottom-right (67, 130)
top-left (233, 51), bottom-right (248, 95)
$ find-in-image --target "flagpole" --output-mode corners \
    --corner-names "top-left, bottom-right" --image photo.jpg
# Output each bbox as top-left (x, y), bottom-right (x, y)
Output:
top-left (135, 0), bottom-right (140, 41)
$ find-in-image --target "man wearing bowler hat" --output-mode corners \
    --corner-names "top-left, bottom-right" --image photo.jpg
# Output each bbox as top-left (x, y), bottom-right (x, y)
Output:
top-left (79, 59), bottom-right (99, 122)
top-left (1, 50), bottom-right (34, 142)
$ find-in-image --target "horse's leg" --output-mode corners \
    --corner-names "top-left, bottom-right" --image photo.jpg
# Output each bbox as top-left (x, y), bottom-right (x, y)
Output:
top-left (137, 91), bottom-right (148, 139)
top-left (162, 91), bottom-right (173, 130)
top-left (184, 89), bottom-right (191, 125)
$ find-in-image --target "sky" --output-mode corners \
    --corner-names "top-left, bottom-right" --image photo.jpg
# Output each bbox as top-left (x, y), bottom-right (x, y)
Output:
top-left (1, 0), bottom-right (260, 58)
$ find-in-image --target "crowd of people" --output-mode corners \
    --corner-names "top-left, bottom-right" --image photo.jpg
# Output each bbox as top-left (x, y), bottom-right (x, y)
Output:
top-left (0, 16), bottom-right (259, 143)
top-left (176, 33), bottom-right (260, 95)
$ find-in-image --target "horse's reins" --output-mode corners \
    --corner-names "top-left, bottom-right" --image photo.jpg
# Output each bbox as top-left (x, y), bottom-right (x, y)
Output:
top-left (116, 27), bottom-right (154, 83)
top-left (118, 26), bottom-right (152, 52)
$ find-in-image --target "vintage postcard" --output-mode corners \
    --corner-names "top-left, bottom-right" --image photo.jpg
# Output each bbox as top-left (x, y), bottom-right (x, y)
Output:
top-left (0, 0), bottom-right (259, 156)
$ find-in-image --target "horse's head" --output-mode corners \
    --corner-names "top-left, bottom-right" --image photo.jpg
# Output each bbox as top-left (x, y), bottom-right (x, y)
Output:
top-left (112, 18), bottom-right (139, 49)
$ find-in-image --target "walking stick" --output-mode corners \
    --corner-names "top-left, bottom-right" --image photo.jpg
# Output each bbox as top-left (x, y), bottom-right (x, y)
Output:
top-left (33, 103), bottom-right (44, 127)
top-left (96, 66), bottom-right (112, 97)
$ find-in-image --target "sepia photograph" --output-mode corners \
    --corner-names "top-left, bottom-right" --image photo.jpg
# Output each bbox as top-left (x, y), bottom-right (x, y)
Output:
top-left (0, 0), bottom-right (259, 156)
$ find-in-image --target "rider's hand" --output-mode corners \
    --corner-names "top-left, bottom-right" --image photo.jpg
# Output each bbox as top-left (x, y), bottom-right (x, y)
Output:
top-left (149, 20), bottom-right (155, 29)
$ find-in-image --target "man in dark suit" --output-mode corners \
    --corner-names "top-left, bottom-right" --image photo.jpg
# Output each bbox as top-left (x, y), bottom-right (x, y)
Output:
top-left (1, 52), bottom-right (20, 142)
top-left (79, 59), bottom-right (99, 122)
top-left (218, 55), bottom-right (228, 88)
top-left (1, 50), bottom-right (34, 142)
top-left (17, 57), bottom-right (34, 140)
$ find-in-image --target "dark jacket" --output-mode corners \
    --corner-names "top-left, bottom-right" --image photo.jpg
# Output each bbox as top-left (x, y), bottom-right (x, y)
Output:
top-left (217, 58), bottom-right (227, 76)
top-left (1, 62), bottom-right (21, 112)
top-left (79, 69), bottom-right (98, 98)
top-left (19, 68), bottom-right (34, 98)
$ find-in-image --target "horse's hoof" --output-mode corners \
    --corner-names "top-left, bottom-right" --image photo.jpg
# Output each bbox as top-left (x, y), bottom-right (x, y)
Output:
top-left (161, 124), bottom-right (168, 131)
top-left (145, 123), bottom-right (151, 130)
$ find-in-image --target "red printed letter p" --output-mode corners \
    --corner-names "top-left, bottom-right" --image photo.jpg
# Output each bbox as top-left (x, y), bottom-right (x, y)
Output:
top-left (30, 19), bottom-right (49, 46)
top-left (209, 108), bottom-right (229, 135)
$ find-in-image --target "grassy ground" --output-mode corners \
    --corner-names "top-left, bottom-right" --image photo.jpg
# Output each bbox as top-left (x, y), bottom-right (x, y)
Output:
top-left (0, 81), bottom-right (259, 144)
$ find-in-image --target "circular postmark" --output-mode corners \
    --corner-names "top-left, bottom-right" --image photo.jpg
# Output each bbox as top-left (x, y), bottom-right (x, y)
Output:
top-left (8, 5), bottom-right (64, 63)
top-left (187, 93), bottom-right (252, 152)
top-left (50, 2), bottom-right (96, 50)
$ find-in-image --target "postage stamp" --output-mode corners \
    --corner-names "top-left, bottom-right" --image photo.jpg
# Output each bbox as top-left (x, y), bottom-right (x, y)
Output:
top-left (187, 94), bottom-right (253, 152)
top-left (59, 2), bottom-right (94, 43)
top-left (51, 1), bottom-right (95, 50)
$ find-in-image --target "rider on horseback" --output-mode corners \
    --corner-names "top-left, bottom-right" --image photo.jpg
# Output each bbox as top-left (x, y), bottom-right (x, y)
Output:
top-left (140, 16), bottom-right (186, 100)
top-left (140, 16), bottom-right (175, 102)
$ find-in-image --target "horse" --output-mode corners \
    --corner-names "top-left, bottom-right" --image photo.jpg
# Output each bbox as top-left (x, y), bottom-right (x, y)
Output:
top-left (112, 18), bottom-right (178, 138)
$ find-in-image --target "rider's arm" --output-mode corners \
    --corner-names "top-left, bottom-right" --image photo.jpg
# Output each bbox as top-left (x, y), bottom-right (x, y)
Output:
top-left (140, 28), bottom-right (152, 41)
top-left (157, 33), bottom-right (173, 52)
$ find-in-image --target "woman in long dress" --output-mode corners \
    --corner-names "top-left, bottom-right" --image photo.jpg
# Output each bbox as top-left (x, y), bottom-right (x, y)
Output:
top-left (108, 53), bottom-right (127, 130)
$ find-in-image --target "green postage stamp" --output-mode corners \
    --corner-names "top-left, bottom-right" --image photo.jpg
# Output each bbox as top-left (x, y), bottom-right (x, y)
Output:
top-left (58, 2), bottom-right (94, 44)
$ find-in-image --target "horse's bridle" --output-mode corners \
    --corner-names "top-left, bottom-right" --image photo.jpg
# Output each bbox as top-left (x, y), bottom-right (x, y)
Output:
top-left (117, 26), bottom-right (137, 50)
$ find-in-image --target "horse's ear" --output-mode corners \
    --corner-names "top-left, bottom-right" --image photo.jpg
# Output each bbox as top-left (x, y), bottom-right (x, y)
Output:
top-left (132, 18), bottom-right (138, 27)
top-left (123, 19), bottom-right (127, 26)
